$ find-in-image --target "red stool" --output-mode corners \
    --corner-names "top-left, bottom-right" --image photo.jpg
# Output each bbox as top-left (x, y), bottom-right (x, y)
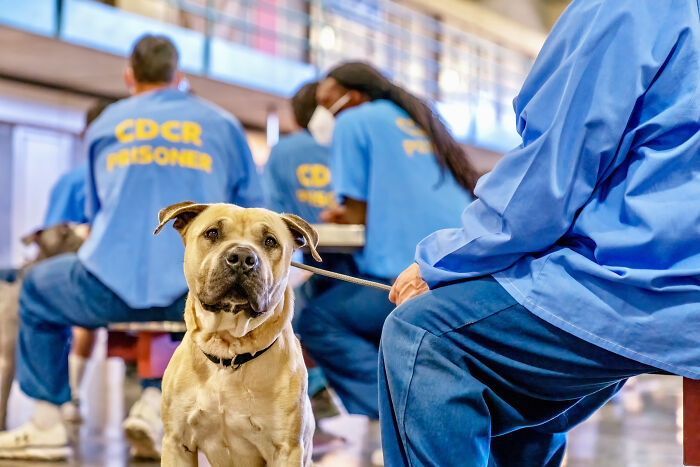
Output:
top-left (136, 332), bottom-right (181, 379)
top-left (684, 378), bottom-right (700, 465)
top-left (107, 322), bottom-right (185, 379)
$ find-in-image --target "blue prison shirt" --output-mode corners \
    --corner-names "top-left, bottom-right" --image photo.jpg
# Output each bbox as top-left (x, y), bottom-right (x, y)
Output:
top-left (332, 99), bottom-right (472, 280)
top-left (416, 0), bottom-right (700, 377)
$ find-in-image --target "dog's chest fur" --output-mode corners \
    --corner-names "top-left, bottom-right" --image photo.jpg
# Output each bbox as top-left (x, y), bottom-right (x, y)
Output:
top-left (185, 369), bottom-right (271, 462)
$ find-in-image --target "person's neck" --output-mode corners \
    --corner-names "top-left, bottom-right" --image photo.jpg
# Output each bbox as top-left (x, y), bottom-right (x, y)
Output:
top-left (132, 82), bottom-right (173, 95)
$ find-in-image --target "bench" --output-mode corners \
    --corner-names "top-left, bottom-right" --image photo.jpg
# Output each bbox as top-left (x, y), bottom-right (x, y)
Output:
top-left (107, 321), bottom-right (185, 379)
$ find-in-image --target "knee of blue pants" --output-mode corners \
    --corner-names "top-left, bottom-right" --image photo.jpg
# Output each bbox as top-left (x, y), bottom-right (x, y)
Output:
top-left (297, 300), bottom-right (336, 346)
top-left (381, 292), bottom-right (437, 342)
top-left (19, 266), bottom-right (56, 325)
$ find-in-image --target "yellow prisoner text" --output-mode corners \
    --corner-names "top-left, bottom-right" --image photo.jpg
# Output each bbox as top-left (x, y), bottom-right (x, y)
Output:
top-left (297, 164), bottom-right (331, 188)
top-left (115, 119), bottom-right (203, 146)
top-left (403, 139), bottom-right (433, 156)
top-left (396, 117), bottom-right (427, 138)
top-left (106, 145), bottom-right (212, 173)
top-left (296, 190), bottom-right (337, 208)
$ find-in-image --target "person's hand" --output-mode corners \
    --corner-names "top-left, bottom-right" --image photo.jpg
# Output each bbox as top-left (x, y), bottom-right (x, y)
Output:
top-left (319, 205), bottom-right (349, 224)
top-left (389, 263), bottom-right (429, 306)
top-left (320, 199), bottom-right (368, 225)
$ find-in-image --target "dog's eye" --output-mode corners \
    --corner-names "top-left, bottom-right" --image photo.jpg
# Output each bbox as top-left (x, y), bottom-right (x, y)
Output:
top-left (264, 236), bottom-right (278, 248)
top-left (204, 228), bottom-right (219, 241)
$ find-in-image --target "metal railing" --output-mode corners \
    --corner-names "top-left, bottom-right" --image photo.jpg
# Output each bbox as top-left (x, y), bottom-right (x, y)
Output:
top-left (103, 0), bottom-right (534, 117)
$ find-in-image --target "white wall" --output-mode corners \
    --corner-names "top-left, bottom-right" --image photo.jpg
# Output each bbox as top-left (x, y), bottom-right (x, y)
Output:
top-left (10, 126), bottom-right (77, 265)
top-left (0, 96), bottom-right (83, 268)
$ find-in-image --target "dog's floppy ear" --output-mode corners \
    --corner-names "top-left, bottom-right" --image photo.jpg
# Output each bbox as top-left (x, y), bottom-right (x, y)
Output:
top-left (154, 201), bottom-right (209, 238)
top-left (21, 228), bottom-right (46, 247)
top-left (280, 213), bottom-right (321, 262)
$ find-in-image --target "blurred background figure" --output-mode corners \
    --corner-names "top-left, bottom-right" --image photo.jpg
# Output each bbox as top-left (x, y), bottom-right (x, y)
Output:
top-left (297, 61), bottom-right (475, 464)
top-left (263, 79), bottom-right (356, 327)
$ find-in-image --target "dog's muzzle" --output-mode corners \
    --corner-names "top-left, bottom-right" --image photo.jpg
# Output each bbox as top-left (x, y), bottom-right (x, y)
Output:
top-left (199, 244), bottom-right (265, 317)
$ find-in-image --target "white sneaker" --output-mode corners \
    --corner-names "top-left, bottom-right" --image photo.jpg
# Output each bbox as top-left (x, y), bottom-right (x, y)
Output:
top-left (0, 421), bottom-right (72, 460)
top-left (61, 400), bottom-right (82, 424)
top-left (122, 387), bottom-right (163, 459)
top-left (371, 448), bottom-right (385, 466)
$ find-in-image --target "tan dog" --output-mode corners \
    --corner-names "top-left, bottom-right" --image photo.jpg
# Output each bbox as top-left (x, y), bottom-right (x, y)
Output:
top-left (155, 202), bottom-right (319, 466)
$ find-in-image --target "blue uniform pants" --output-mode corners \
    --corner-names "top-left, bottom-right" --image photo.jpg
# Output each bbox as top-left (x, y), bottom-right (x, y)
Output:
top-left (378, 276), bottom-right (656, 467)
top-left (17, 254), bottom-right (185, 406)
top-left (298, 276), bottom-right (393, 418)
top-left (293, 254), bottom-right (358, 397)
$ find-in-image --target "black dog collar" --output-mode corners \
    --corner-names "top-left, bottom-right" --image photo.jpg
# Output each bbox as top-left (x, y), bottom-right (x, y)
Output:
top-left (202, 339), bottom-right (278, 370)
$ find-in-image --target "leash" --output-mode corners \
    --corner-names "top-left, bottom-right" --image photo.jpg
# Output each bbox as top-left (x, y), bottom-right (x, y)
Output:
top-left (291, 261), bottom-right (392, 292)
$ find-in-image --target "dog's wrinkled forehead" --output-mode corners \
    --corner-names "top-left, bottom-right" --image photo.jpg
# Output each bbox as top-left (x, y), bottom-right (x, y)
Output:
top-left (154, 201), bottom-right (321, 261)
top-left (187, 206), bottom-right (286, 244)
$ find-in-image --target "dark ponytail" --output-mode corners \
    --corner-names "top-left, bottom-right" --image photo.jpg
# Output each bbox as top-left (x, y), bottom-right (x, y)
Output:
top-left (328, 62), bottom-right (478, 194)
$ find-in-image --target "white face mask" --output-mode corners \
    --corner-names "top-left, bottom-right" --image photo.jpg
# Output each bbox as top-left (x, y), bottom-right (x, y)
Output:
top-left (308, 93), bottom-right (351, 146)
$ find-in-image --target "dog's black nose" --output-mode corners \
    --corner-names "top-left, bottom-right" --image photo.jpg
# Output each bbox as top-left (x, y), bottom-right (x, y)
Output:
top-left (226, 245), bottom-right (258, 272)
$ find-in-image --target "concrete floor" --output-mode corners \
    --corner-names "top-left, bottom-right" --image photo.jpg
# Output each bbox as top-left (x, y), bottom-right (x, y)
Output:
top-left (0, 374), bottom-right (684, 466)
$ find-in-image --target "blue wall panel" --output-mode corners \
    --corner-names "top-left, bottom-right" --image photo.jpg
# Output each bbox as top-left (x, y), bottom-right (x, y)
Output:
top-left (209, 39), bottom-right (318, 98)
top-left (60, 0), bottom-right (204, 74)
top-left (0, 0), bottom-right (56, 36)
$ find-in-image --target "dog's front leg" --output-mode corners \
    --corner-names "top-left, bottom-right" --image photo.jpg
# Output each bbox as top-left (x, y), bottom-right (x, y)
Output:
top-left (162, 435), bottom-right (198, 466)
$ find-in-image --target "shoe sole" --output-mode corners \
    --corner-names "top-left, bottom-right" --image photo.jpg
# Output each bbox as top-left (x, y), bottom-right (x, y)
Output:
top-left (123, 418), bottom-right (160, 459)
top-left (0, 445), bottom-right (72, 460)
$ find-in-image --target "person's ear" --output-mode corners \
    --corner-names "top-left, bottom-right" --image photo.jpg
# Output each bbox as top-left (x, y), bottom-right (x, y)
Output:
top-left (348, 89), bottom-right (369, 107)
top-left (124, 67), bottom-right (136, 95)
top-left (172, 70), bottom-right (185, 88)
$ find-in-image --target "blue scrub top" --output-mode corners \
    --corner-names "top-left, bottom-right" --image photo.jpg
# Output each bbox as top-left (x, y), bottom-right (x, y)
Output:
top-left (263, 130), bottom-right (336, 222)
top-left (44, 162), bottom-right (88, 226)
top-left (332, 99), bottom-right (472, 280)
top-left (416, 0), bottom-right (700, 377)
top-left (79, 88), bottom-right (264, 309)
